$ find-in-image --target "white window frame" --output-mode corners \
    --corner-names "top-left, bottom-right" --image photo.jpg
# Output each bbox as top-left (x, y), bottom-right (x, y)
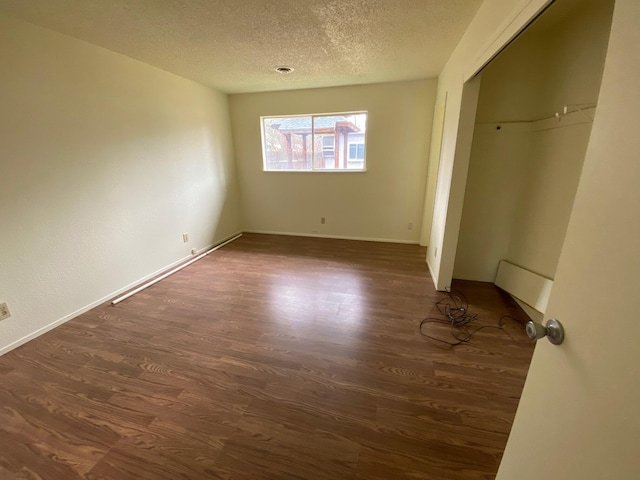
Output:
top-left (260, 111), bottom-right (368, 172)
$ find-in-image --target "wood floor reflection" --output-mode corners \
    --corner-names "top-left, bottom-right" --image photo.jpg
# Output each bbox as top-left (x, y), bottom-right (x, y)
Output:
top-left (0, 233), bottom-right (534, 479)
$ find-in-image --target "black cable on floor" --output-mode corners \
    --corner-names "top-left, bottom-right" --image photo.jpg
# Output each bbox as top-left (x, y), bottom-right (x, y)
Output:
top-left (419, 288), bottom-right (522, 346)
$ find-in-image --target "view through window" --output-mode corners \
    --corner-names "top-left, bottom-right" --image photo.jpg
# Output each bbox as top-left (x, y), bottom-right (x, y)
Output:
top-left (261, 112), bottom-right (367, 171)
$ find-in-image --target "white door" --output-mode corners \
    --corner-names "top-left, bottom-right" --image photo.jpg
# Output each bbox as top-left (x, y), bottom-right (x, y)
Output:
top-left (496, 1), bottom-right (640, 478)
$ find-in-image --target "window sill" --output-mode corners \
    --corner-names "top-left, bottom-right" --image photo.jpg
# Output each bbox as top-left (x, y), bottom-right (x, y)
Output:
top-left (262, 169), bottom-right (367, 173)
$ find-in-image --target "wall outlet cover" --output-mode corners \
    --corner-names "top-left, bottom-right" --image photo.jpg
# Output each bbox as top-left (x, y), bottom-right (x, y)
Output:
top-left (0, 302), bottom-right (11, 321)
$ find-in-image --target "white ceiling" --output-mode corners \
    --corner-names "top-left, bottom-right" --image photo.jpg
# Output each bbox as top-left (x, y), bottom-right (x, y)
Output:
top-left (0, 0), bottom-right (483, 94)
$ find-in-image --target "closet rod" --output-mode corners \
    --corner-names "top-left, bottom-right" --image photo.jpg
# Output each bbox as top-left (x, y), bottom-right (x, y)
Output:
top-left (486, 103), bottom-right (597, 126)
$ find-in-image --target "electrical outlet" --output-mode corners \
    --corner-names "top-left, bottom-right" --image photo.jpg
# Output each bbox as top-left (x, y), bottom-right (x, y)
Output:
top-left (408, 222), bottom-right (414, 230)
top-left (311, 229), bottom-right (319, 234)
top-left (191, 248), bottom-right (197, 255)
top-left (321, 217), bottom-right (326, 224)
top-left (182, 233), bottom-right (189, 243)
top-left (0, 302), bottom-right (11, 321)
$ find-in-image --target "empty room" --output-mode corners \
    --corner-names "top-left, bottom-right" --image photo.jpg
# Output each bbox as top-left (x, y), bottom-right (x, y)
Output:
top-left (0, 1), bottom-right (638, 479)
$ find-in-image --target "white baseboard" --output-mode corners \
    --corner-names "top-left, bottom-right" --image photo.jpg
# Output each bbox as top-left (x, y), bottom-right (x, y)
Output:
top-left (0, 231), bottom-right (243, 356)
top-left (244, 229), bottom-right (419, 245)
top-left (494, 260), bottom-right (553, 314)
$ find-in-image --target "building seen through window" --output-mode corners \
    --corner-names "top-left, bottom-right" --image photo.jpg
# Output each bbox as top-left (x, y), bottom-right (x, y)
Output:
top-left (261, 112), bottom-right (367, 171)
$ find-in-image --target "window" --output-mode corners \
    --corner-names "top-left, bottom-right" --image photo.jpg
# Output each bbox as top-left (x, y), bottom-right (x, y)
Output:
top-left (349, 143), bottom-right (365, 160)
top-left (261, 112), bottom-right (367, 171)
top-left (321, 135), bottom-right (335, 163)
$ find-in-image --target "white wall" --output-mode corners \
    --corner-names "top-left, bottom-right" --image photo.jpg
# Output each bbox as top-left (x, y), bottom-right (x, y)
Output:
top-left (0, 15), bottom-right (241, 354)
top-left (229, 80), bottom-right (437, 243)
top-left (454, 0), bottom-right (613, 284)
top-left (497, 1), bottom-right (640, 476)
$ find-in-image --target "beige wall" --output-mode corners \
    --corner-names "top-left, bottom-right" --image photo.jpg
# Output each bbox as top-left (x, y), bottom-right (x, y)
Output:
top-left (457, 119), bottom-right (594, 283)
top-left (229, 80), bottom-right (436, 243)
top-left (506, 122), bottom-right (593, 278)
top-left (454, 0), bottom-right (613, 283)
top-left (475, 0), bottom-right (613, 124)
top-left (419, 92), bottom-right (448, 246)
top-left (497, 0), bottom-right (640, 476)
top-left (0, 15), bottom-right (241, 354)
top-left (453, 124), bottom-right (531, 281)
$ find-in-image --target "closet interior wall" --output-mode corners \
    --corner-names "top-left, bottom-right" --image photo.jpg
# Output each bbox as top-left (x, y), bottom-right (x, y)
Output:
top-left (453, 0), bottom-right (615, 306)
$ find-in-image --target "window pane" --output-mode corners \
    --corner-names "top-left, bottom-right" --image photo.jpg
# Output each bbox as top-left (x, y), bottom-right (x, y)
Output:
top-left (312, 114), bottom-right (366, 170)
top-left (344, 113), bottom-right (366, 169)
top-left (348, 143), bottom-right (365, 160)
top-left (263, 116), bottom-right (312, 170)
top-left (315, 134), bottom-right (335, 169)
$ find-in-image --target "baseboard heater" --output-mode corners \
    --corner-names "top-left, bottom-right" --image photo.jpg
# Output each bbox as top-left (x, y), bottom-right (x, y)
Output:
top-left (494, 260), bottom-right (553, 315)
top-left (111, 233), bottom-right (242, 305)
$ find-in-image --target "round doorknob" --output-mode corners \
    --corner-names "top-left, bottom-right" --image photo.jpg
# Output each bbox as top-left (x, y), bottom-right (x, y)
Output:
top-left (526, 319), bottom-right (565, 345)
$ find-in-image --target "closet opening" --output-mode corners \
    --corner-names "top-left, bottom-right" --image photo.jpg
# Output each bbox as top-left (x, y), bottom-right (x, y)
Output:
top-left (453, 0), bottom-right (615, 321)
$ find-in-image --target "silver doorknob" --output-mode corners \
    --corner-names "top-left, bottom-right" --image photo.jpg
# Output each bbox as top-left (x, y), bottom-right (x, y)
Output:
top-left (526, 319), bottom-right (565, 345)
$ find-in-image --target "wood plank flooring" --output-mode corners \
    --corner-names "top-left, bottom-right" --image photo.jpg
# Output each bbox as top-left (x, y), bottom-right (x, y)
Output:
top-left (0, 233), bottom-right (535, 479)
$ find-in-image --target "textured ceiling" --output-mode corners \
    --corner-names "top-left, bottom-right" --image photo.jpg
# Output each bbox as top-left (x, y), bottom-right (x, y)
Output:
top-left (0, 0), bottom-right (483, 94)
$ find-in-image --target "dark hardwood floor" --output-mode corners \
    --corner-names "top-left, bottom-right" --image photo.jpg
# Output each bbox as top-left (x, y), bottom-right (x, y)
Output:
top-left (0, 234), bottom-right (535, 479)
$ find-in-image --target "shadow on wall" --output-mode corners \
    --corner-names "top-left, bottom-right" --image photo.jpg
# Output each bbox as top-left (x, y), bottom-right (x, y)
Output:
top-left (0, 13), bottom-right (242, 355)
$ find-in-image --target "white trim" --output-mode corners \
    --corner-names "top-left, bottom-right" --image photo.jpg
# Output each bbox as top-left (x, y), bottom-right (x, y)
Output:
top-left (260, 110), bottom-right (369, 119)
top-left (111, 233), bottom-right (242, 305)
top-left (495, 260), bottom-right (554, 314)
top-left (261, 111), bottom-right (368, 172)
top-left (244, 230), bottom-right (419, 245)
top-left (262, 169), bottom-right (367, 174)
top-left (0, 230), bottom-right (243, 356)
